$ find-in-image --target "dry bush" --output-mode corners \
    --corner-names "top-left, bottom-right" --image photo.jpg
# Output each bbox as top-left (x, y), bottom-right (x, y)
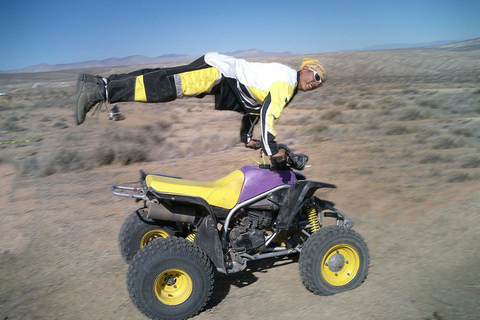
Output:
top-left (109, 121), bottom-right (171, 146)
top-left (92, 120), bottom-right (172, 166)
top-left (46, 147), bottom-right (88, 174)
top-left (17, 156), bottom-right (40, 176)
top-left (459, 155), bottom-right (480, 168)
top-left (307, 123), bottom-right (329, 133)
top-left (282, 115), bottom-right (313, 126)
top-left (0, 153), bottom-right (7, 165)
top-left (429, 135), bottom-right (466, 149)
top-left (397, 106), bottom-right (432, 121)
top-left (401, 88), bottom-right (420, 95)
top-left (364, 119), bottom-right (381, 131)
top-left (333, 98), bottom-right (348, 106)
top-left (93, 145), bottom-right (116, 166)
top-left (345, 99), bottom-right (374, 110)
top-left (111, 128), bottom-right (147, 144)
top-left (418, 153), bottom-right (450, 164)
top-left (378, 96), bottom-right (408, 107)
top-left (417, 99), bottom-right (439, 109)
top-left (451, 126), bottom-right (476, 138)
top-left (446, 172), bottom-right (475, 183)
top-left (0, 116), bottom-right (23, 132)
top-left (182, 133), bottom-right (237, 157)
top-left (16, 148), bottom-right (88, 177)
top-left (377, 97), bottom-right (408, 116)
top-left (384, 125), bottom-right (415, 135)
top-left (320, 109), bottom-right (343, 122)
top-left (155, 120), bottom-right (173, 131)
top-left (115, 143), bottom-right (149, 165)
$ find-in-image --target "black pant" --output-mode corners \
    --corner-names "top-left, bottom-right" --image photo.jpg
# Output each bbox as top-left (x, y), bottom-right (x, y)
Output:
top-left (107, 55), bottom-right (211, 103)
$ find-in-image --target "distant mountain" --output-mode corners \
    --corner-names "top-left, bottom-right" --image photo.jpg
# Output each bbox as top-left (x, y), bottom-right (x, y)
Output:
top-left (417, 37), bottom-right (480, 51)
top-left (9, 53), bottom-right (197, 74)
top-left (360, 40), bottom-right (455, 51)
top-left (224, 49), bottom-right (293, 58)
top-left (5, 49), bottom-right (293, 74)
top-left (359, 38), bottom-right (480, 52)
top-left (4, 38), bottom-right (479, 74)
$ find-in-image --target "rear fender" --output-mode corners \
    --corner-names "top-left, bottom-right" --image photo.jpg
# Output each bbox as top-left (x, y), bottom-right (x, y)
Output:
top-left (146, 189), bottom-right (227, 274)
top-left (194, 215), bottom-right (226, 274)
top-left (146, 188), bottom-right (213, 223)
top-left (276, 181), bottom-right (336, 229)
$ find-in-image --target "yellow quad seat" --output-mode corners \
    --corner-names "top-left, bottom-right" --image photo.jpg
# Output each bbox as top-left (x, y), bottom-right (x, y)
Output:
top-left (145, 170), bottom-right (245, 209)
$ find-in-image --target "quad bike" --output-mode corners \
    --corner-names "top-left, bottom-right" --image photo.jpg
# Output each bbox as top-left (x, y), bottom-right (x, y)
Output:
top-left (112, 145), bottom-right (369, 320)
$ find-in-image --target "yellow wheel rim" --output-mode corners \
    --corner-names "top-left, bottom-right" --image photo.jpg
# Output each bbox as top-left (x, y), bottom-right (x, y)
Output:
top-left (140, 229), bottom-right (170, 248)
top-left (321, 244), bottom-right (360, 286)
top-left (154, 268), bottom-right (193, 305)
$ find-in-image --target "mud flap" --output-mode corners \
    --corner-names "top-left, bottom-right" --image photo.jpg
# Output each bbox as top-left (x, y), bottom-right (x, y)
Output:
top-left (195, 216), bottom-right (226, 274)
top-left (276, 181), bottom-right (336, 230)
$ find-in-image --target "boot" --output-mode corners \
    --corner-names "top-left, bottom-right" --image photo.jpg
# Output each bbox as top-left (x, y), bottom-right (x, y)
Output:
top-left (74, 74), bottom-right (106, 125)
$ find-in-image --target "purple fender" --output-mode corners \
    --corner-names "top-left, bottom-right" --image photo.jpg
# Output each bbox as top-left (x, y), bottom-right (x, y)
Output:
top-left (237, 166), bottom-right (296, 203)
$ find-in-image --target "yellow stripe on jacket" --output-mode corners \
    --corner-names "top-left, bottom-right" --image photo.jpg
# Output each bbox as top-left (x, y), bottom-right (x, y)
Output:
top-left (263, 81), bottom-right (295, 137)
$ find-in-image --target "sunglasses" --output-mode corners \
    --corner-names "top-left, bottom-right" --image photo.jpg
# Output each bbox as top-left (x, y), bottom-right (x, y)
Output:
top-left (308, 67), bottom-right (323, 86)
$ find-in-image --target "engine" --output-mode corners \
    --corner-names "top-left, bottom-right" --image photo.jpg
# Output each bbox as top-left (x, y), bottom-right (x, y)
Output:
top-left (229, 210), bottom-right (273, 251)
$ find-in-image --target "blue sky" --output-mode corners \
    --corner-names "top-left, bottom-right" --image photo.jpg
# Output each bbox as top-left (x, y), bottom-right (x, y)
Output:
top-left (0, 0), bottom-right (479, 70)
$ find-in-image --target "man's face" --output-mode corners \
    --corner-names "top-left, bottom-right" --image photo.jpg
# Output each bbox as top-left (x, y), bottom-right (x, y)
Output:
top-left (298, 66), bottom-right (321, 92)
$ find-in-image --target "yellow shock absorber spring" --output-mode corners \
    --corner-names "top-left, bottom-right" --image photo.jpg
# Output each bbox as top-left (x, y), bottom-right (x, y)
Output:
top-left (308, 208), bottom-right (320, 233)
top-left (186, 232), bottom-right (196, 242)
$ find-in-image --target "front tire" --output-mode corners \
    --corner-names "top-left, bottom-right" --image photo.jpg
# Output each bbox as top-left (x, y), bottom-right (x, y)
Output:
top-left (299, 226), bottom-right (369, 295)
top-left (127, 237), bottom-right (214, 320)
top-left (119, 209), bottom-right (177, 263)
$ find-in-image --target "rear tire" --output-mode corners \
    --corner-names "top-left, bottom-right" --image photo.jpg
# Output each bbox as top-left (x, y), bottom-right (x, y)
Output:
top-left (127, 237), bottom-right (214, 320)
top-left (119, 208), bottom-right (177, 263)
top-left (299, 226), bottom-right (369, 295)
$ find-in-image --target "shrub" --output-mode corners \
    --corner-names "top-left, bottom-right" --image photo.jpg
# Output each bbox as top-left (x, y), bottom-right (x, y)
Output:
top-left (430, 135), bottom-right (466, 149)
top-left (418, 153), bottom-right (444, 164)
top-left (385, 125), bottom-right (412, 135)
top-left (397, 107), bottom-right (432, 121)
top-left (446, 173), bottom-right (473, 183)
top-left (18, 156), bottom-right (40, 176)
top-left (345, 100), bottom-right (359, 109)
top-left (333, 98), bottom-right (347, 106)
top-left (0, 117), bottom-right (22, 132)
top-left (50, 147), bottom-right (86, 172)
top-left (321, 109), bottom-right (343, 122)
top-left (401, 88), bottom-right (420, 95)
top-left (115, 144), bottom-right (149, 165)
top-left (346, 99), bottom-right (373, 110)
top-left (156, 120), bottom-right (173, 131)
top-left (418, 99), bottom-right (439, 109)
top-left (460, 155), bottom-right (480, 168)
top-left (452, 127), bottom-right (475, 137)
top-left (307, 123), bottom-right (329, 133)
top-left (94, 145), bottom-right (116, 166)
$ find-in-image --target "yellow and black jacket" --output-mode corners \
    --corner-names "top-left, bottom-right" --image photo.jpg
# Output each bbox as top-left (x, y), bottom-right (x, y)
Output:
top-left (107, 53), bottom-right (299, 156)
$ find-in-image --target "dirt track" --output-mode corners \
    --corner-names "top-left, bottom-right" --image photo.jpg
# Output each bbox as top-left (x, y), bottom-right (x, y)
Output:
top-left (1, 141), bottom-right (479, 320)
top-left (1, 47), bottom-right (480, 319)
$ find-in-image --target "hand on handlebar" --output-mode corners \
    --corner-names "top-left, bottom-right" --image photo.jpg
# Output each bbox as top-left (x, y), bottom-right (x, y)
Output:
top-left (271, 148), bottom-right (287, 162)
top-left (245, 139), bottom-right (262, 150)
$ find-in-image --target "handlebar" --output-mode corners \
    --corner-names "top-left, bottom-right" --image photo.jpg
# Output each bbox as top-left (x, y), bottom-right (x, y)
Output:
top-left (277, 144), bottom-right (308, 171)
top-left (248, 140), bottom-right (309, 170)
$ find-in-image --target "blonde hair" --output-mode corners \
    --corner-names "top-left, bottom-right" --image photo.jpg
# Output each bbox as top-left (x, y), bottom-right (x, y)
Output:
top-left (300, 58), bottom-right (327, 82)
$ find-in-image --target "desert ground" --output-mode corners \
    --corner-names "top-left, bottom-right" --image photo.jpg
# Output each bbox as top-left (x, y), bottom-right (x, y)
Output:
top-left (1, 43), bottom-right (480, 320)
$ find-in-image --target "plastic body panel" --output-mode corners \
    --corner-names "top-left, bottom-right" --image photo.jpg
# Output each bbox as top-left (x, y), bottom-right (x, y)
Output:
top-left (238, 166), bottom-right (296, 203)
